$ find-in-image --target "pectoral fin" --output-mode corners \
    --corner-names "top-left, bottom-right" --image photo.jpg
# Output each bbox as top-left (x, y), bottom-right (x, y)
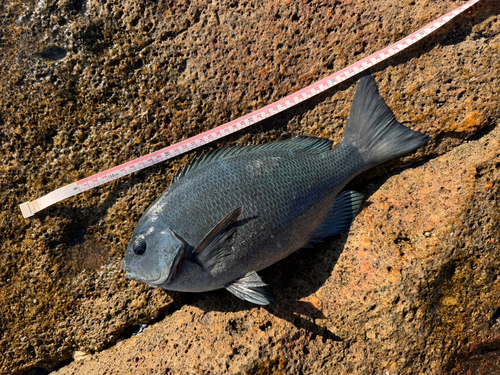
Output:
top-left (193, 207), bottom-right (242, 271)
top-left (226, 271), bottom-right (275, 305)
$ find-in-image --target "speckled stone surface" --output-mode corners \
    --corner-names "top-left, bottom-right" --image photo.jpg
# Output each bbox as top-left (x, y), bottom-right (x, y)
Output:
top-left (51, 126), bottom-right (500, 375)
top-left (0, 0), bottom-right (499, 374)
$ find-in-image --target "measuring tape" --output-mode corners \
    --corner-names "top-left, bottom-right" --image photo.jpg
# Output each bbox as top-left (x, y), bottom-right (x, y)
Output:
top-left (19, 0), bottom-right (481, 218)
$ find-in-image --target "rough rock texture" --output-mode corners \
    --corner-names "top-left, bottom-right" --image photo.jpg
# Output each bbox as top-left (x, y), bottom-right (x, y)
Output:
top-left (53, 126), bottom-right (500, 375)
top-left (0, 0), bottom-right (499, 374)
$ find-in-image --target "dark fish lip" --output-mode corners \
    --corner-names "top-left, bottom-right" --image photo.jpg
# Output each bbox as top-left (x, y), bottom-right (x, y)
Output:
top-left (125, 271), bottom-right (163, 285)
top-left (122, 260), bottom-right (131, 272)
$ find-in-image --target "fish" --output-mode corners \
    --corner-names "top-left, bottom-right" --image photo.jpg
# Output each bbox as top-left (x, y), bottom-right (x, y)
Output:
top-left (122, 72), bottom-right (429, 305)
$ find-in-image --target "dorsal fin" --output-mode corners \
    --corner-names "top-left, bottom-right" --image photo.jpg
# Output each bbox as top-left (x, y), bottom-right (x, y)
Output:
top-left (175, 136), bottom-right (333, 181)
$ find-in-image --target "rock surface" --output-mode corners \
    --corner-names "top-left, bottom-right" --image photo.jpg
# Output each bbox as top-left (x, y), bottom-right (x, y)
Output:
top-left (0, 0), bottom-right (499, 374)
top-left (53, 126), bottom-right (500, 375)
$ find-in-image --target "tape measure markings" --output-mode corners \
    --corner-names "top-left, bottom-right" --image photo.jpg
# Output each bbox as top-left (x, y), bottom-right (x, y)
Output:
top-left (19, 0), bottom-right (481, 218)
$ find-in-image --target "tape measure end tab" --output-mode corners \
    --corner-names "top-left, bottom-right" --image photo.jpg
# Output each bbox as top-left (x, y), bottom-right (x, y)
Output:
top-left (19, 202), bottom-right (36, 218)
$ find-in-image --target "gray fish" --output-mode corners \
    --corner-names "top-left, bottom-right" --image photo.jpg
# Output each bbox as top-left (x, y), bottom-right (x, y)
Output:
top-left (122, 73), bottom-right (429, 305)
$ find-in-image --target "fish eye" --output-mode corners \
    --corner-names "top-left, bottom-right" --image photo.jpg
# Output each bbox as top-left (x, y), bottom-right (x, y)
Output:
top-left (134, 239), bottom-right (147, 256)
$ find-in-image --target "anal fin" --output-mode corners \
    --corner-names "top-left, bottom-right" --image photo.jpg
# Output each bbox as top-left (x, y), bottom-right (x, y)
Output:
top-left (226, 271), bottom-right (275, 305)
top-left (307, 190), bottom-right (364, 246)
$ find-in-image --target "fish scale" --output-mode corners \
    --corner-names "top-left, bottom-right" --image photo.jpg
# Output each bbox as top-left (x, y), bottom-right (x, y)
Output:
top-left (170, 149), bottom-right (354, 272)
top-left (169, 155), bottom-right (318, 259)
top-left (122, 73), bottom-right (429, 305)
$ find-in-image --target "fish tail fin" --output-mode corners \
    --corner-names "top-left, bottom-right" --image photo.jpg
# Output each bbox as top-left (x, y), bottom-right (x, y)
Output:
top-left (342, 72), bottom-right (429, 167)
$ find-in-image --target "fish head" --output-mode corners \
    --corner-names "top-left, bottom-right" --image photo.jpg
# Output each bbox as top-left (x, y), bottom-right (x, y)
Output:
top-left (123, 212), bottom-right (188, 286)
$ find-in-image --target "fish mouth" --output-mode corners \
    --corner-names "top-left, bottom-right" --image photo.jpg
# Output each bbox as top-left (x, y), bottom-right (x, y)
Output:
top-left (124, 271), bottom-right (162, 285)
top-left (122, 264), bottom-right (137, 281)
top-left (122, 260), bottom-right (162, 284)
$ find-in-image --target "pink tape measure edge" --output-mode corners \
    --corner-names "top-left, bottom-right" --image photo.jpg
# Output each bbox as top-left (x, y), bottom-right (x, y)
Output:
top-left (19, 0), bottom-right (481, 218)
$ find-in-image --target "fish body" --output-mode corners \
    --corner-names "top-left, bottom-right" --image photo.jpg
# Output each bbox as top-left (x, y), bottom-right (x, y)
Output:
top-left (123, 73), bottom-right (429, 305)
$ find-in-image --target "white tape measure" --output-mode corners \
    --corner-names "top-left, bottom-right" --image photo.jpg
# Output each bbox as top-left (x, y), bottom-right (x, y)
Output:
top-left (19, 0), bottom-right (481, 218)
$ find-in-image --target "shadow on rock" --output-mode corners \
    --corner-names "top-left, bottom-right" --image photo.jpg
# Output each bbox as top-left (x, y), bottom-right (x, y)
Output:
top-left (155, 164), bottom-right (405, 340)
top-left (189, 232), bottom-right (349, 341)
